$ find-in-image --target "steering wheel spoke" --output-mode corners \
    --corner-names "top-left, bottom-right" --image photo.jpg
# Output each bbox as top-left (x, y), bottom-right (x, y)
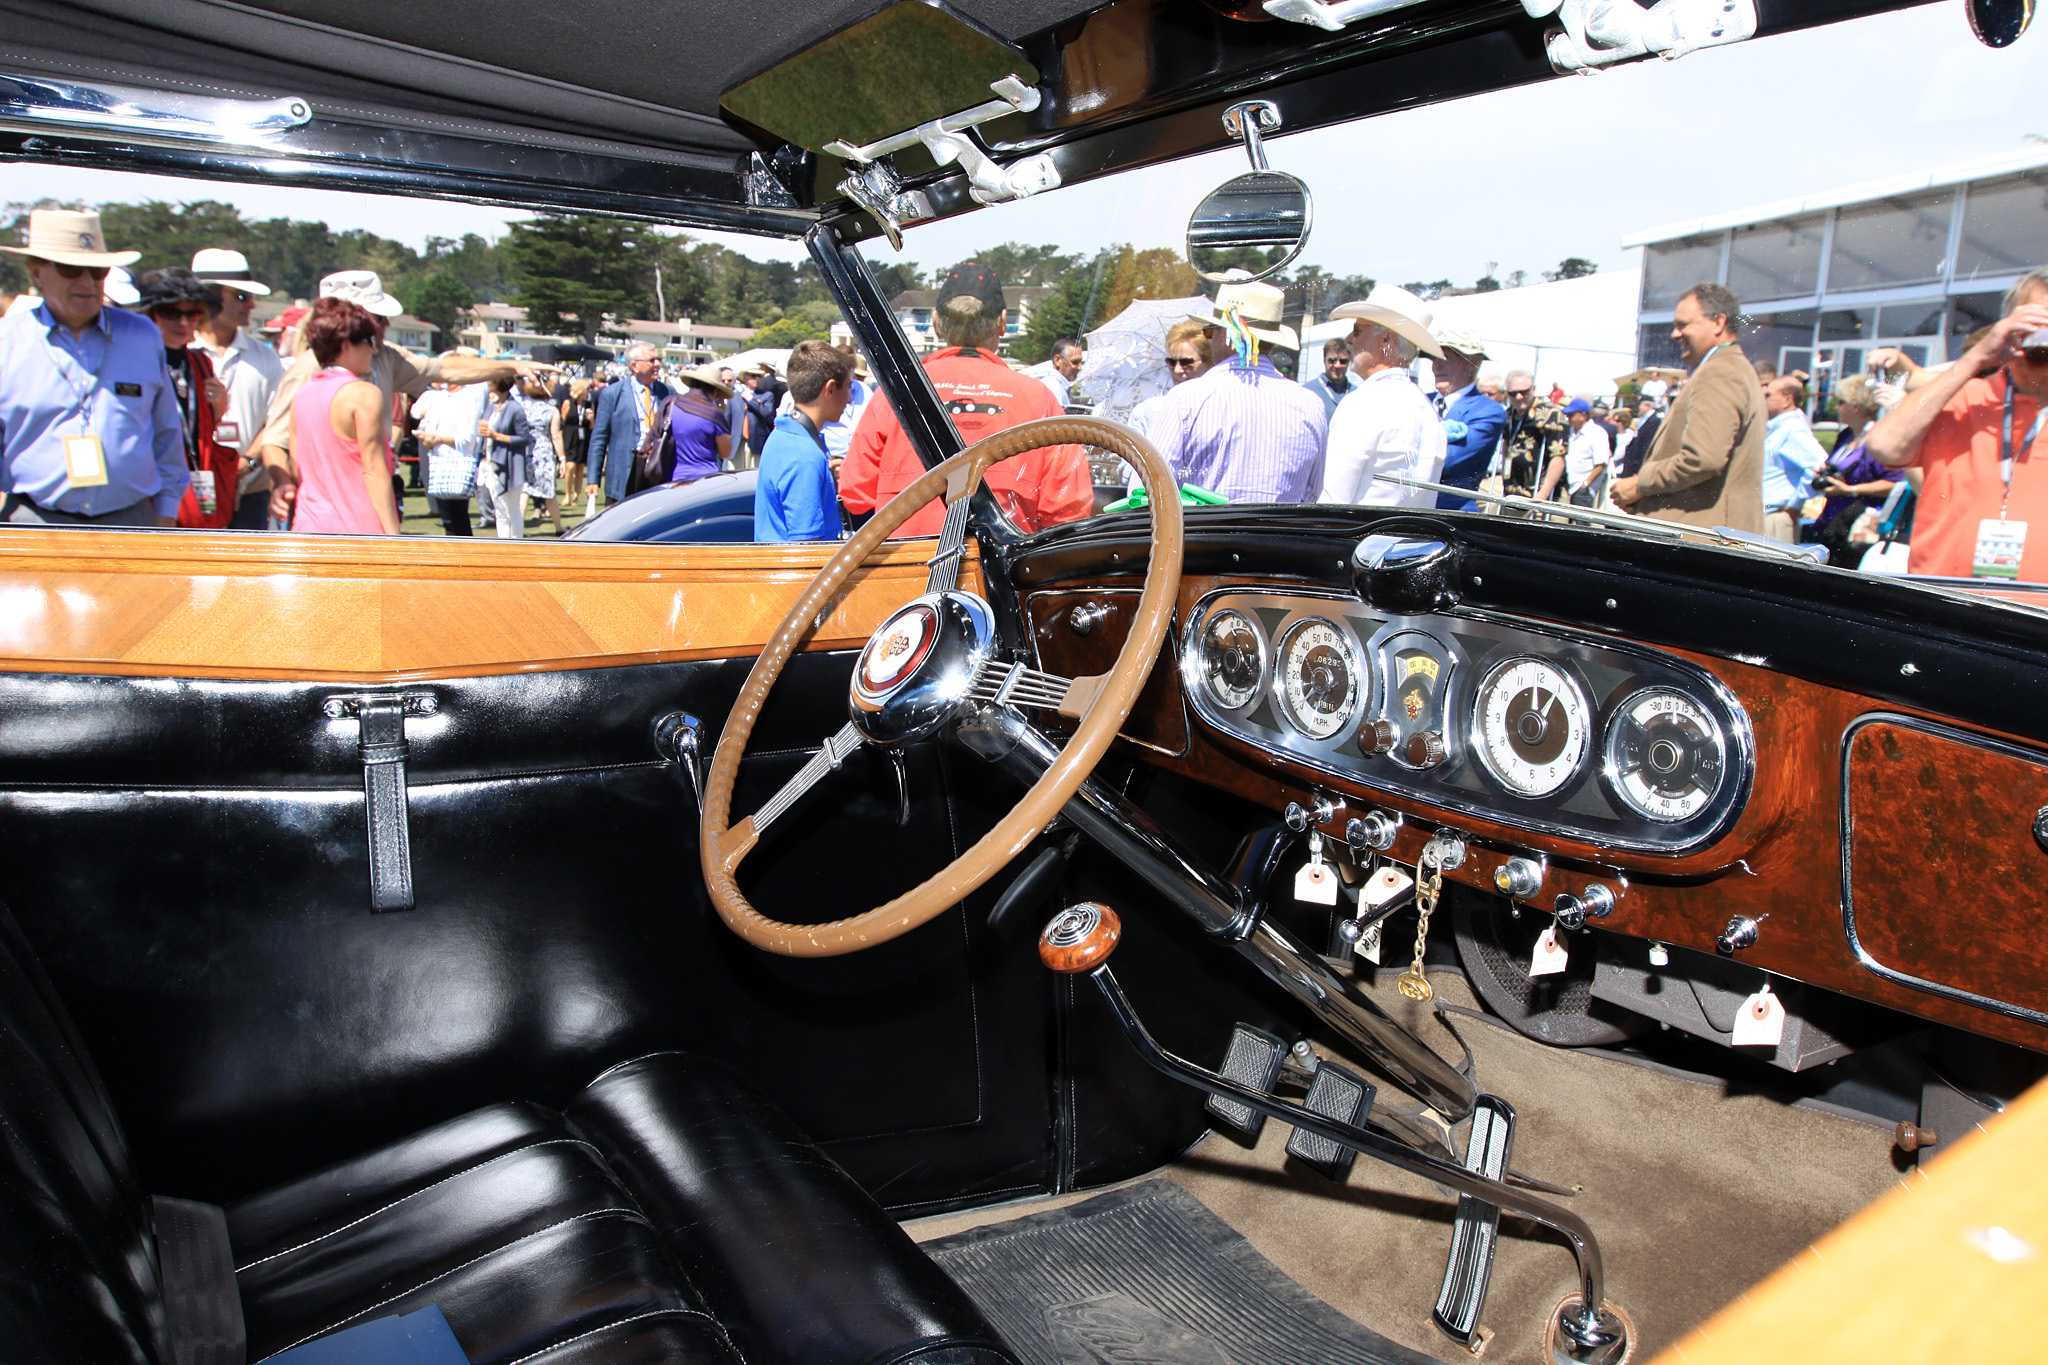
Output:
top-left (749, 722), bottom-right (865, 838)
top-left (968, 662), bottom-right (1108, 720)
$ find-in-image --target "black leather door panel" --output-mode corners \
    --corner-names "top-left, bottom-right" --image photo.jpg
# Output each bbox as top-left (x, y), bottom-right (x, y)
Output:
top-left (0, 656), bottom-right (1054, 1213)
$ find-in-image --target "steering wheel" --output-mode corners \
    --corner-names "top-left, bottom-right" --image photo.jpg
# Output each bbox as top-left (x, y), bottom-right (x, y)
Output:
top-left (700, 416), bottom-right (1183, 958)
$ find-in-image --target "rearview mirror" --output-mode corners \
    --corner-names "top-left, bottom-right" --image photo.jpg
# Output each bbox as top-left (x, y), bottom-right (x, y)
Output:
top-left (1966, 0), bottom-right (2034, 45)
top-left (1186, 171), bottom-right (1312, 283)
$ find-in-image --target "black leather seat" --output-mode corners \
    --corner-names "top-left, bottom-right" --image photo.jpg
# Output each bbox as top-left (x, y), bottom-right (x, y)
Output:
top-left (0, 905), bottom-right (1017, 1365)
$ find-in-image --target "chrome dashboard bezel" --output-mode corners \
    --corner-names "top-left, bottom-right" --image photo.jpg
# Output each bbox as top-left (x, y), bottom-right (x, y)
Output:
top-left (1270, 614), bottom-right (1365, 741)
top-left (1180, 585), bottom-right (1757, 857)
top-left (1599, 684), bottom-right (1735, 824)
top-left (1468, 653), bottom-right (1596, 800)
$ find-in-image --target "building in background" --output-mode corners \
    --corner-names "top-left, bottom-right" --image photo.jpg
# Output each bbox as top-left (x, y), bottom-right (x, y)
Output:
top-left (457, 304), bottom-right (755, 362)
top-left (888, 285), bottom-right (1053, 354)
top-left (1624, 148), bottom-right (2048, 407)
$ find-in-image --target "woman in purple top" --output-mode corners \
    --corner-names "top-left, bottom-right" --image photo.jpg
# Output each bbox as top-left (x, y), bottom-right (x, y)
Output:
top-left (1812, 373), bottom-right (1903, 569)
top-left (663, 366), bottom-right (734, 484)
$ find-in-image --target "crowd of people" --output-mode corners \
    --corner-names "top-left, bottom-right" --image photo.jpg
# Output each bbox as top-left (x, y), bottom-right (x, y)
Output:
top-left (1, 204), bottom-right (2042, 580)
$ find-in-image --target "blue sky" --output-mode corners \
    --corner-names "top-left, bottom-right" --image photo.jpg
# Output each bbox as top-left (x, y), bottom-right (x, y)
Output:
top-left (5, 4), bottom-right (2041, 291)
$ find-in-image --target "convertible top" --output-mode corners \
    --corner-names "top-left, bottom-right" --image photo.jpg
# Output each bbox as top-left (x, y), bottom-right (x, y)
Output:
top-left (0, 0), bottom-right (1924, 238)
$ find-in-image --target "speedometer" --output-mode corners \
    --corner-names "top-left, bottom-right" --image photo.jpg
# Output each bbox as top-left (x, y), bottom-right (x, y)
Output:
top-left (1197, 608), bottom-right (1265, 711)
top-left (1472, 656), bottom-right (1590, 797)
top-left (1603, 687), bottom-right (1727, 822)
top-left (1275, 618), bottom-right (1360, 740)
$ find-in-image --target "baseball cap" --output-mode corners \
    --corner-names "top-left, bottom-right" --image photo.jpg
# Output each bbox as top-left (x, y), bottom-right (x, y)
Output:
top-left (937, 261), bottom-right (1006, 316)
top-left (1562, 398), bottom-right (1592, 415)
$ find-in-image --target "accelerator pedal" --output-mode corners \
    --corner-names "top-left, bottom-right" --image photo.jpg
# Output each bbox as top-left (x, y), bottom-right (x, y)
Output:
top-left (1434, 1094), bottom-right (1517, 1353)
top-left (1205, 1024), bottom-right (1287, 1138)
top-left (1283, 1058), bottom-right (1376, 1181)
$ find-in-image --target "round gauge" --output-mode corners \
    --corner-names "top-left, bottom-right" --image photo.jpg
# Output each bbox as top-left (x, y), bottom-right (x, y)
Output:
top-left (1198, 608), bottom-right (1265, 711)
top-left (1473, 657), bottom-right (1591, 797)
top-left (1276, 618), bottom-right (1360, 740)
top-left (1603, 688), bottom-right (1728, 823)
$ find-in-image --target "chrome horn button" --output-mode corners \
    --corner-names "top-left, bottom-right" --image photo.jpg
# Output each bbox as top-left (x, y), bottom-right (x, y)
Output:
top-left (849, 591), bottom-right (997, 747)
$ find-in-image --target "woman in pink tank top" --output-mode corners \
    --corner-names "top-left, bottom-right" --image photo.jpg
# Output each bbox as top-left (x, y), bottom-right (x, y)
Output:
top-left (288, 298), bottom-right (402, 535)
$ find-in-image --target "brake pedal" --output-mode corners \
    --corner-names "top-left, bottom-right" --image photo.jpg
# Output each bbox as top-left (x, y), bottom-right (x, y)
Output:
top-left (1434, 1095), bottom-right (1517, 1352)
top-left (1284, 1059), bottom-right (1376, 1180)
top-left (1205, 1024), bottom-right (1286, 1138)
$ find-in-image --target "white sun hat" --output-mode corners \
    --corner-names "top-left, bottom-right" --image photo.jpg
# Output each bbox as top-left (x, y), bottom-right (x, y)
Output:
top-left (1431, 324), bottom-right (1489, 360)
top-left (1330, 284), bottom-right (1445, 359)
top-left (191, 248), bottom-right (272, 295)
top-left (1184, 280), bottom-right (1299, 351)
top-left (318, 269), bottom-right (404, 317)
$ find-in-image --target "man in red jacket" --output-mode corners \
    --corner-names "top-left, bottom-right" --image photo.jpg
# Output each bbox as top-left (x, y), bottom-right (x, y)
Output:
top-left (839, 262), bottom-right (1091, 538)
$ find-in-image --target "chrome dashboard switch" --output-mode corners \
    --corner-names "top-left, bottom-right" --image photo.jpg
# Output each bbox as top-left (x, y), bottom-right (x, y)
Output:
top-left (1346, 810), bottom-right (1398, 852)
top-left (1553, 884), bottom-right (1615, 931)
top-left (1493, 857), bottom-right (1544, 900)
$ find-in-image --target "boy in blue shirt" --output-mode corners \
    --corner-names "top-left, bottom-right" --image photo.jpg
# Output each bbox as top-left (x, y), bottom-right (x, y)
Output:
top-left (755, 339), bottom-right (852, 542)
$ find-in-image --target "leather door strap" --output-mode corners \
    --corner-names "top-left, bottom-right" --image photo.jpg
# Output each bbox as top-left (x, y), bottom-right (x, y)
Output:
top-left (152, 1195), bottom-right (246, 1365)
top-left (357, 698), bottom-right (416, 913)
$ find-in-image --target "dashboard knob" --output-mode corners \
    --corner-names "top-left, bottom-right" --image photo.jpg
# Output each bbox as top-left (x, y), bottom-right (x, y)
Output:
top-left (1404, 729), bottom-right (1446, 768)
top-left (1494, 857), bottom-right (1544, 900)
top-left (1346, 810), bottom-right (1398, 852)
top-left (1357, 718), bottom-right (1397, 756)
top-left (1553, 884), bottom-right (1615, 931)
top-left (1039, 902), bottom-right (1121, 973)
top-left (1893, 1120), bottom-right (1939, 1153)
top-left (1716, 915), bottom-right (1760, 956)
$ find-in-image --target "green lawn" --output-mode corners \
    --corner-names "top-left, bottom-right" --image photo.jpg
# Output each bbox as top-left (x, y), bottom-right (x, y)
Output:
top-left (396, 483), bottom-right (599, 539)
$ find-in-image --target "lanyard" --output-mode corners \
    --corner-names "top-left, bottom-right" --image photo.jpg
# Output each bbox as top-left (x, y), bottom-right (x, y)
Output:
top-left (1998, 376), bottom-right (2044, 518)
top-left (39, 314), bottom-right (109, 428)
top-left (790, 409), bottom-right (829, 454)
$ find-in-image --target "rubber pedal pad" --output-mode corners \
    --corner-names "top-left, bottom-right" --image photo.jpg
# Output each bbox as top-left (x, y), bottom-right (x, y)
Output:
top-left (1205, 1023), bottom-right (1287, 1138)
top-left (1284, 1059), bottom-right (1376, 1180)
top-left (1434, 1094), bottom-right (1517, 1350)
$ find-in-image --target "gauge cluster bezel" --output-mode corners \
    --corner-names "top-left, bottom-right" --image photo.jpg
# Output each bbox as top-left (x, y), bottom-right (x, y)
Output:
top-left (1270, 615), bottom-right (1365, 740)
top-left (1183, 606), bottom-right (1270, 719)
top-left (1468, 653), bottom-right (1596, 800)
top-left (1179, 586), bottom-right (1755, 855)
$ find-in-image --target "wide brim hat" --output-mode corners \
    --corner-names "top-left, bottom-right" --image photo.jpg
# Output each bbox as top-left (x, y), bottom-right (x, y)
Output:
top-left (318, 269), bottom-right (404, 318)
top-left (191, 248), bottom-right (272, 295)
top-left (1185, 280), bottom-right (1299, 351)
top-left (1330, 284), bottom-right (1445, 359)
top-left (676, 363), bottom-right (733, 399)
top-left (0, 208), bottom-right (140, 268)
top-left (1431, 323), bottom-right (1488, 360)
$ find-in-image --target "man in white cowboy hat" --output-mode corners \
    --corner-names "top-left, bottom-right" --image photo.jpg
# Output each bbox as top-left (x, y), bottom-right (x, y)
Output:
top-left (1319, 284), bottom-right (1447, 509)
top-left (1429, 324), bottom-right (1505, 511)
top-left (0, 208), bottom-right (189, 526)
top-left (1144, 280), bottom-right (1326, 504)
top-left (190, 248), bottom-right (286, 529)
top-left (254, 269), bottom-right (552, 523)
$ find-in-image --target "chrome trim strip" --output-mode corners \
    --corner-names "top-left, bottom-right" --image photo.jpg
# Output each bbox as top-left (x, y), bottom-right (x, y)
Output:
top-left (1839, 711), bottom-right (2048, 1026)
top-left (1180, 585), bottom-right (1755, 857)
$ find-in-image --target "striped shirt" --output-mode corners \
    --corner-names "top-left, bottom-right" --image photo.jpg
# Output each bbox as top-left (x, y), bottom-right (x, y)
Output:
top-left (1147, 356), bottom-right (1327, 503)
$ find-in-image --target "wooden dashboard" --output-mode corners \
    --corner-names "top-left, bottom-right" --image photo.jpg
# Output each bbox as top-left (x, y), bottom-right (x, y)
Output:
top-left (1030, 575), bottom-right (2048, 1053)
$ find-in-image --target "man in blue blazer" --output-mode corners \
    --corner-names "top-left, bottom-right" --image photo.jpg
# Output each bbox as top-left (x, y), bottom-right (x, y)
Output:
top-left (1430, 326), bottom-right (1506, 511)
top-left (586, 344), bottom-right (671, 504)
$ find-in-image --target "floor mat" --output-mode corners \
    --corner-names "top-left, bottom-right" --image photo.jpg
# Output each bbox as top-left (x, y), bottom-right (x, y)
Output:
top-left (924, 1180), bottom-right (1438, 1365)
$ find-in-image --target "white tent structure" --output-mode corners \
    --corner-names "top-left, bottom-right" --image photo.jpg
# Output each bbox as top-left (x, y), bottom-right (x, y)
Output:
top-left (1304, 270), bottom-right (1642, 400)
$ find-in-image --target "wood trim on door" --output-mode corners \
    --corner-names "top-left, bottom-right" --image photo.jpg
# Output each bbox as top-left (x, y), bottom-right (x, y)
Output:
top-left (0, 529), bottom-right (970, 682)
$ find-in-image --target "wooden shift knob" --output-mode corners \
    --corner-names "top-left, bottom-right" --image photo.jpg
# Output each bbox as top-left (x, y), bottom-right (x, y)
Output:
top-left (1039, 902), bottom-right (1121, 973)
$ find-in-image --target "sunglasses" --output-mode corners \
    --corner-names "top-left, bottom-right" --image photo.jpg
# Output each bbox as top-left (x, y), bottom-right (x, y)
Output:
top-left (1165, 357), bottom-right (1201, 369)
top-left (45, 262), bottom-right (111, 281)
top-left (157, 307), bottom-right (209, 322)
top-left (1505, 389), bottom-right (1534, 398)
top-left (2023, 348), bottom-right (2048, 367)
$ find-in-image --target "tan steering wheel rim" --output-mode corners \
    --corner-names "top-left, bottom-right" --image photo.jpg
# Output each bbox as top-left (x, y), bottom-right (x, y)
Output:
top-left (699, 416), bottom-right (1184, 958)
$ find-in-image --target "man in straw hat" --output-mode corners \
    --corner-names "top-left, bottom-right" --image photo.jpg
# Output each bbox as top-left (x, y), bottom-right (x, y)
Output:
top-left (1319, 284), bottom-right (1447, 508)
top-left (191, 248), bottom-right (286, 528)
top-left (1430, 324), bottom-right (1505, 511)
top-left (254, 269), bottom-right (552, 524)
top-left (1146, 280), bottom-right (1326, 504)
top-left (0, 208), bottom-right (189, 526)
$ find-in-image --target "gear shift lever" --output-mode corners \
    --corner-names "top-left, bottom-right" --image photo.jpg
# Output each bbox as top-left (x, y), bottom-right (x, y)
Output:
top-left (1038, 902), bottom-right (1121, 973)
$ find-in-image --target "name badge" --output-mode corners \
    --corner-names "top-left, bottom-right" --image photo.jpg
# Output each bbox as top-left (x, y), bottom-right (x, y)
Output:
top-left (64, 434), bottom-right (109, 488)
top-left (114, 382), bottom-right (142, 397)
top-left (215, 419), bottom-right (241, 449)
top-left (191, 468), bottom-right (217, 516)
top-left (1972, 519), bottom-right (2027, 579)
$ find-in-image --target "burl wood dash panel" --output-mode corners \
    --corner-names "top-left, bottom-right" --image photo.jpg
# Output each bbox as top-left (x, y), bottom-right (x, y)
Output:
top-left (1845, 718), bottom-right (2048, 1021)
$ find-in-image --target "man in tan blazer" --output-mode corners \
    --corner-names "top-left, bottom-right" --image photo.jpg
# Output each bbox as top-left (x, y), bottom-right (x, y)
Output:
top-left (1611, 282), bottom-right (1765, 533)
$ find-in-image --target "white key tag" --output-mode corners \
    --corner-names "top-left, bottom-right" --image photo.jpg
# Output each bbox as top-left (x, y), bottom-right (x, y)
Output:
top-left (1361, 865), bottom-right (1415, 914)
top-left (1354, 918), bottom-right (1382, 964)
top-left (1529, 920), bottom-right (1570, 976)
top-left (63, 434), bottom-right (108, 488)
top-left (1295, 831), bottom-right (1338, 905)
top-left (1731, 983), bottom-right (1786, 1048)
